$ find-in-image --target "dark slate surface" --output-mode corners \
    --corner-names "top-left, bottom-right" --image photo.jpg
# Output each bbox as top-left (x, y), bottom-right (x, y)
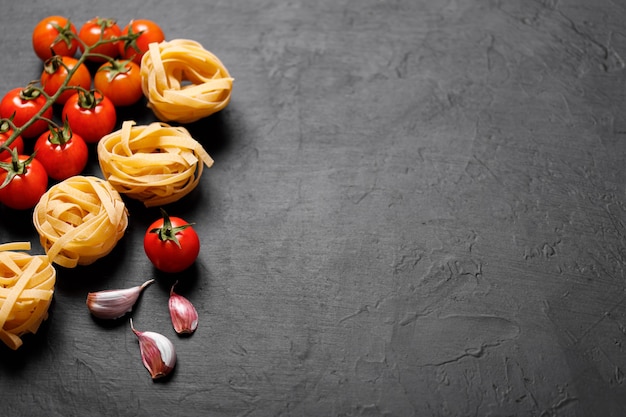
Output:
top-left (1, 0), bottom-right (626, 416)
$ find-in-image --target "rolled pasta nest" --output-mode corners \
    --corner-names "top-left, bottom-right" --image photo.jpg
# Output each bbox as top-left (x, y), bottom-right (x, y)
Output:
top-left (33, 176), bottom-right (129, 268)
top-left (0, 242), bottom-right (55, 350)
top-left (97, 120), bottom-right (214, 207)
top-left (141, 38), bottom-right (234, 123)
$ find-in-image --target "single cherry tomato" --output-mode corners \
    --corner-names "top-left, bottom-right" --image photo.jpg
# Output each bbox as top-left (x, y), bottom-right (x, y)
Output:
top-left (0, 85), bottom-right (54, 138)
top-left (32, 16), bottom-right (80, 61)
top-left (41, 56), bottom-right (92, 104)
top-left (78, 17), bottom-right (122, 62)
top-left (0, 121), bottom-right (24, 159)
top-left (34, 123), bottom-right (88, 181)
top-left (61, 90), bottom-right (116, 144)
top-left (144, 209), bottom-right (200, 273)
top-left (119, 19), bottom-right (165, 64)
top-left (94, 59), bottom-right (143, 106)
top-left (0, 154), bottom-right (48, 210)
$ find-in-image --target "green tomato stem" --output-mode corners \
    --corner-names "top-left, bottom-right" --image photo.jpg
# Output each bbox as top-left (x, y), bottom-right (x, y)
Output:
top-left (149, 208), bottom-right (195, 249)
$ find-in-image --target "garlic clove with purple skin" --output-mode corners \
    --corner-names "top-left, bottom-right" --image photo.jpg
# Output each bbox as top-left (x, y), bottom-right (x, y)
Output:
top-left (130, 318), bottom-right (176, 380)
top-left (168, 281), bottom-right (198, 335)
top-left (86, 279), bottom-right (154, 320)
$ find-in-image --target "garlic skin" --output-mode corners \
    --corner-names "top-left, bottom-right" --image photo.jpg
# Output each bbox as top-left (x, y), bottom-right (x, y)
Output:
top-left (130, 318), bottom-right (176, 380)
top-left (169, 281), bottom-right (198, 334)
top-left (86, 279), bottom-right (154, 320)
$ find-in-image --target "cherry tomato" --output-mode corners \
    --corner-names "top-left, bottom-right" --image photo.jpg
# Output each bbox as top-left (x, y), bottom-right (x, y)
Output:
top-left (144, 209), bottom-right (200, 273)
top-left (32, 16), bottom-right (80, 61)
top-left (0, 154), bottom-right (48, 210)
top-left (0, 122), bottom-right (24, 160)
top-left (41, 56), bottom-right (92, 104)
top-left (119, 19), bottom-right (165, 64)
top-left (78, 17), bottom-right (122, 62)
top-left (34, 124), bottom-right (88, 181)
top-left (94, 60), bottom-right (143, 106)
top-left (61, 90), bottom-right (116, 144)
top-left (0, 86), bottom-right (54, 138)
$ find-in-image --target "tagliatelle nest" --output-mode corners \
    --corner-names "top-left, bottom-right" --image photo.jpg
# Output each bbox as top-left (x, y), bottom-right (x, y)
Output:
top-left (33, 176), bottom-right (129, 268)
top-left (97, 120), bottom-right (214, 207)
top-left (140, 38), bottom-right (234, 123)
top-left (0, 242), bottom-right (56, 350)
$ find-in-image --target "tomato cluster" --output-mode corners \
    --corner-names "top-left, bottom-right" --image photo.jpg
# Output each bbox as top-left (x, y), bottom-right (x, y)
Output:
top-left (33, 16), bottom-right (164, 107)
top-left (0, 16), bottom-right (164, 210)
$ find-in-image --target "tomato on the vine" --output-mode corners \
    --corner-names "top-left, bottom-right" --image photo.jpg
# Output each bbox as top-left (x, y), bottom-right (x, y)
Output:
top-left (0, 85), bottom-right (54, 138)
top-left (0, 154), bottom-right (48, 210)
top-left (0, 122), bottom-right (24, 160)
top-left (144, 209), bottom-right (200, 273)
top-left (61, 90), bottom-right (116, 144)
top-left (94, 59), bottom-right (143, 106)
top-left (41, 56), bottom-right (91, 104)
top-left (32, 16), bottom-right (80, 61)
top-left (34, 123), bottom-right (88, 181)
top-left (119, 19), bottom-right (165, 64)
top-left (78, 17), bottom-right (122, 62)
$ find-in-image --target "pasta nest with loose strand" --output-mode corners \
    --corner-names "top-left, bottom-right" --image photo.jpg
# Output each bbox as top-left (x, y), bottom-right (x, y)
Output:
top-left (0, 242), bottom-right (56, 350)
top-left (140, 38), bottom-right (234, 123)
top-left (97, 120), bottom-right (214, 207)
top-left (33, 176), bottom-right (129, 268)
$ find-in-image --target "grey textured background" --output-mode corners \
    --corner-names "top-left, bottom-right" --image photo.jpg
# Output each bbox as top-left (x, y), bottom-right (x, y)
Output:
top-left (0, 0), bottom-right (626, 416)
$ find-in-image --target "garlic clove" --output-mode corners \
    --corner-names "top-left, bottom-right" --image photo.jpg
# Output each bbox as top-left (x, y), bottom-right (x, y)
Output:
top-left (168, 281), bottom-right (198, 334)
top-left (130, 318), bottom-right (176, 380)
top-left (86, 279), bottom-right (154, 320)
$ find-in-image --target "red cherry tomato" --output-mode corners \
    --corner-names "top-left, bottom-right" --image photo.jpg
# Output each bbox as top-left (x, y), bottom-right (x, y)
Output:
top-left (41, 56), bottom-right (92, 104)
top-left (119, 19), bottom-right (165, 64)
top-left (0, 86), bottom-right (54, 139)
top-left (34, 124), bottom-right (88, 181)
top-left (0, 123), bottom-right (24, 159)
top-left (78, 17), bottom-right (122, 62)
top-left (61, 90), bottom-right (116, 144)
top-left (0, 154), bottom-right (48, 210)
top-left (32, 16), bottom-right (80, 61)
top-left (94, 60), bottom-right (143, 106)
top-left (144, 209), bottom-right (200, 273)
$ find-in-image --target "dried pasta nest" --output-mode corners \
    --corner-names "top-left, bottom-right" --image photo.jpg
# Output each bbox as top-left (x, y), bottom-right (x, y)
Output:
top-left (97, 120), bottom-right (214, 207)
top-left (0, 242), bottom-right (56, 350)
top-left (140, 38), bottom-right (234, 123)
top-left (33, 176), bottom-right (129, 268)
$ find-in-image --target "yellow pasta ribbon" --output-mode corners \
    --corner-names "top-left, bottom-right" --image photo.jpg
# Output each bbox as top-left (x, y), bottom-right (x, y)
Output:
top-left (33, 176), bottom-right (129, 268)
top-left (0, 242), bottom-right (56, 350)
top-left (140, 39), bottom-right (234, 123)
top-left (97, 120), bottom-right (214, 207)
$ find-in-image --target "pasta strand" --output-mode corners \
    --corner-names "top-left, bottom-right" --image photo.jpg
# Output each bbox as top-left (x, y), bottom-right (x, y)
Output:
top-left (0, 242), bottom-right (56, 350)
top-left (33, 176), bottom-right (129, 268)
top-left (98, 121), bottom-right (214, 207)
top-left (141, 39), bottom-right (234, 123)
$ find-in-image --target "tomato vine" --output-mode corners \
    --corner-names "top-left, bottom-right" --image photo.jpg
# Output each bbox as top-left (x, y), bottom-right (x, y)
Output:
top-left (2, 20), bottom-right (135, 148)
